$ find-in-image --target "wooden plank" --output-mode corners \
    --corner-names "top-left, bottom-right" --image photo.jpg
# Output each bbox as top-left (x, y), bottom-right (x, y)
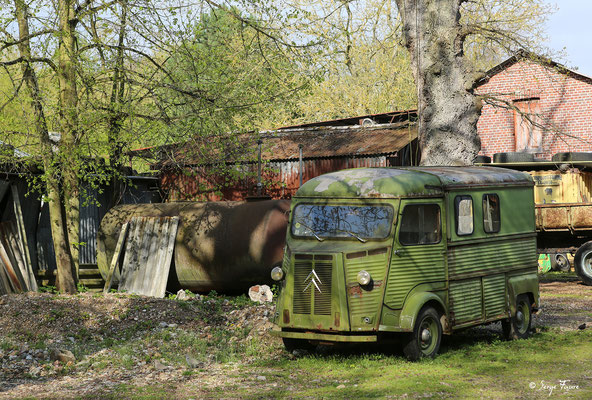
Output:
top-left (133, 217), bottom-right (155, 294)
top-left (153, 217), bottom-right (179, 297)
top-left (0, 258), bottom-right (12, 294)
top-left (10, 184), bottom-right (36, 291)
top-left (146, 218), bottom-right (169, 296)
top-left (118, 216), bottom-right (179, 298)
top-left (103, 222), bottom-right (129, 293)
top-left (119, 217), bottom-right (142, 292)
top-left (0, 224), bottom-right (24, 292)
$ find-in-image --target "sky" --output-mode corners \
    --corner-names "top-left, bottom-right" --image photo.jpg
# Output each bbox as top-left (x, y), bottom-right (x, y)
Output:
top-left (544, 1), bottom-right (592, 76)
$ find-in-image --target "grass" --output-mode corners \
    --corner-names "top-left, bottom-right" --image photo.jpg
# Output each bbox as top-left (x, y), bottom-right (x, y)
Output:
top-left (101, 328), bottom-right (592, 399)
top-left (539, 270), bottom-right (580, 282)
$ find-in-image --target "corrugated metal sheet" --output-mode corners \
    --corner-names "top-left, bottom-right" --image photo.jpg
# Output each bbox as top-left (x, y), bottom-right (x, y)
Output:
top-left (483, 274), bottom-right (507, 318)
top-left (449, 279), bottom-right (483, 324)
top-left (161, 154), bottom-right (418, 202)
top-left (385, 246), bottom-right (446, 310)
top-left (448, 237), bottom-right (536, 279)
top-left (79, 187), bottom-right (104, 265)
top-left (118, 216), bottom-right (179, 298)
top-left (345, 249), bottom-right (389, 329)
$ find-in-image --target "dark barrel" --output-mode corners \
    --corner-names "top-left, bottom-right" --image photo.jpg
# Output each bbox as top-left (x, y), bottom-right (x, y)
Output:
top-left (97, 200), bottom-right (290, 292)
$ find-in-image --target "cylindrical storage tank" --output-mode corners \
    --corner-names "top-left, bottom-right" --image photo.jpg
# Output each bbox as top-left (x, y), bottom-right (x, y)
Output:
top-left (97, 200), bottom-right (290, 293)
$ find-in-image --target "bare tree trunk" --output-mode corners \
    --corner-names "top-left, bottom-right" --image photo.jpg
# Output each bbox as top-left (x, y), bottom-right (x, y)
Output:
top-left (395, 0), bottom-right (481, 165)
top-left (14, 0), bottom-right (77, 293)
top-left (57, 0), bottom-right (80, 277)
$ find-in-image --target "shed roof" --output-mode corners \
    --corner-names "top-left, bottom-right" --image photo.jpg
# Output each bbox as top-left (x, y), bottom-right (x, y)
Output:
top-left (296, 167), bottom-right (533, 198)
top-left (157, 121), bottom-right (417, 167)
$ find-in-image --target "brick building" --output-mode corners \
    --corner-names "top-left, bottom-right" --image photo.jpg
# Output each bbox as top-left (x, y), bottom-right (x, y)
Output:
top-left (475, 51), bottom-right (592, 160)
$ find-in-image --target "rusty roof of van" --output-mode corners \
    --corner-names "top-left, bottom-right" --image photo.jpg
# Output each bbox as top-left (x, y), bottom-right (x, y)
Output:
top-left (296, 166), bottom-right (533, 198)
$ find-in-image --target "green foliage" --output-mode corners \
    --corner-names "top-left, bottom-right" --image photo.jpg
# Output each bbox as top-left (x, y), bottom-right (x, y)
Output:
top-left (39, 285), bottom-right (58, 294)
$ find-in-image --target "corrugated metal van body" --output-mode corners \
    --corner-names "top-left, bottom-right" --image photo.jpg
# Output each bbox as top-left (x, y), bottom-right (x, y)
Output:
top-left (446, 186), bottom-right (538, 327)
top-left (344, 247), bottom-right (391, 330)
top-left (385, 244), bottom-right (446, 309)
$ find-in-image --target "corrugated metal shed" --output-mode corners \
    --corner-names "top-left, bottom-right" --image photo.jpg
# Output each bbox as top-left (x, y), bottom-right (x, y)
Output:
top-left (159, 121), bottom-right (417, 167)
top-left (159, 120), bottom-right (419, 201)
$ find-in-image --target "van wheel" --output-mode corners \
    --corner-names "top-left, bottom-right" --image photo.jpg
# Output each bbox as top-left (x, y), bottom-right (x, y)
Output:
top-left (403, 306), bottom-right (442, 361)
top-left (282, 338), bottom-right (314, 353)
top-left (574, 241), bottom-right (592, 285)
top-left (551, 253), bottom-right (571, 272)
top-left (502, 294), bottom-right (532, 340)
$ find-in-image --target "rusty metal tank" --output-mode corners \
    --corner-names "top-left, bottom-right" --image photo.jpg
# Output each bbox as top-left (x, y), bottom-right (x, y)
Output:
top-left (97, 200), bottom-right (290, 293)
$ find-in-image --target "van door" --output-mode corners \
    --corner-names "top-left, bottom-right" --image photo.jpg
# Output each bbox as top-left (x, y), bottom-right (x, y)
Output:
top-left (384, 200), bottom-right (447, 311)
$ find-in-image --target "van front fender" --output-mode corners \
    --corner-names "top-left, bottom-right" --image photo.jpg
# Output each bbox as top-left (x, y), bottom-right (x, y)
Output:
top-left (399, 289), bottom-right (446, 332)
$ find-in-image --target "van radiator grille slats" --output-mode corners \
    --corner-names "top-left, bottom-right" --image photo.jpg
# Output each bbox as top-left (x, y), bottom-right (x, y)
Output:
top-left (313, 261), bottom-right (332, 315)
top-left (293, 260), bottom-right (312, 314)
top-left (292, 254), bottom-right (333, 315)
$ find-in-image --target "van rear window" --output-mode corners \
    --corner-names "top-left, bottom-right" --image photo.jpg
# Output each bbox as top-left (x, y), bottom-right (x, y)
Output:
top-left (291, 204), bottom-right (393, 240)
top-left (399, 204), bottom-right (441, 245)
top-left (455, 195), bottom-right (474, 236)
top-left (483, 194), bottom-right (501, 233)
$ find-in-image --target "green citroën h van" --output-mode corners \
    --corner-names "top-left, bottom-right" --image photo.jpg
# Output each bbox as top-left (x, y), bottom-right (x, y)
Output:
top-left (271, 167), bottom-right (540, 360)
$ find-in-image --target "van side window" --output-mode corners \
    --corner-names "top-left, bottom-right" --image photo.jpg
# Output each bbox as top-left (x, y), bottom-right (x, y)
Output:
top-left (455, 196), bottom-right (474, 235)
top-left (399, 204), bottom-right (441, 245)
top-left (483, 194), bottom-right (501, 233)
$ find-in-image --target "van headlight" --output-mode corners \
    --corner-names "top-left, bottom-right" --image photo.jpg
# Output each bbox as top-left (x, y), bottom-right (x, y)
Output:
top-left (357, 270), bottom-right (371, 286)
top-left (271, 266), bottom-right (285, 281)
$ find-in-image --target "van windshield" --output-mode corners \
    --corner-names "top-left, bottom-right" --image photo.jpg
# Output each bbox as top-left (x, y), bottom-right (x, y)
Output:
top-left (291, 204), bottom-right (394, 240)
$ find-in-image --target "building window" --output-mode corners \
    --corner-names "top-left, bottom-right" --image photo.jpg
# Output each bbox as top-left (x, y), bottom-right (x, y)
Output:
top-left (513, 98), bottom-right (542, 153)
top-left (483, 194), bottom-right (501, 233)
top-left (399, 204), bottom-right (441, 245)
top-left (455, 195), bottom-right (474, 236)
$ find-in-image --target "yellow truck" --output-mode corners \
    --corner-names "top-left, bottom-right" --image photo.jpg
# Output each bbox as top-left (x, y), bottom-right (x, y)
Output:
top-left (485, 154), bottom-right (592, 285)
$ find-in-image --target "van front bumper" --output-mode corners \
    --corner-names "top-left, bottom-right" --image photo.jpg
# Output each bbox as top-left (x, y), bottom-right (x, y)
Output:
top-left (271, 328), bottom-right (377, 343)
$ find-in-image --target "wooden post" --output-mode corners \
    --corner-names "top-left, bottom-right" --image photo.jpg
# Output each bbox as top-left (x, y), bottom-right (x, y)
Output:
top-left (103, 222), bottom-right (129, 293)
top-left (11, 184), bottom-right (37, 291)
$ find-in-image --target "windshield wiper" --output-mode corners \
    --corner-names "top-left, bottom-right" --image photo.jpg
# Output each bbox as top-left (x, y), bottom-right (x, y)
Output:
top-left (336, 229), bottom-right (367, 243)
top-left (294, 219), bottom-right (325, 241)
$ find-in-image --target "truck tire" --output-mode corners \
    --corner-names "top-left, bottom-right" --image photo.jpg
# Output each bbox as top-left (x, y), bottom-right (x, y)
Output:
top-left (502, 294), bottom-right (532, 340)
top-left (574, 241), bottom-right (592, 285)
top-left (493, 152), bottom-right (535, 163)
top-left (403, 306), bottom-right (442, 361)
top-left (551, 253), bottom-right (571, 272)
top-left (473, 155), bottom-right (491, 164)
top-left (552, 152), bottom-right (592, 162)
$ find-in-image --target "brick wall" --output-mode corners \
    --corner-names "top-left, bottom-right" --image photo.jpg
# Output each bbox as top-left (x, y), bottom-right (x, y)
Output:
top-left (475, 60), bottom-right (592, 160)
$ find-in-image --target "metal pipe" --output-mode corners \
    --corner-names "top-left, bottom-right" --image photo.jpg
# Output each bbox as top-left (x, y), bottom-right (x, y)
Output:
top-left (257, 139), bottom-right (262, 196)
top-left (299, 144), bottom-right (303, 187)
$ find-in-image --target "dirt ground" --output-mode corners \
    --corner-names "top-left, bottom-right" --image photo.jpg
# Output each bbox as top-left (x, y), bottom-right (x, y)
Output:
top-left (0, 279), bottom-right (590, 399)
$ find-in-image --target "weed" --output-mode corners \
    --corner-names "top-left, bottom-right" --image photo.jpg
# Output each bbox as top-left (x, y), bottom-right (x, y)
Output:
top-left (39, 285), bottom-right (58, 294)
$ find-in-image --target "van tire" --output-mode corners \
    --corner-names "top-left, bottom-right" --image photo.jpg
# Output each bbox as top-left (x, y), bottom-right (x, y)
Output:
top-left (551, 253), bottom-right (571, 272)
top-left (574, 241), bottom-right (592, 285)
top-left (403, 306), bottom-right (442, 361)
top-left (502, 294), bottom-right (532, 340)
top-left (282, 338), bottom-right (314, 353)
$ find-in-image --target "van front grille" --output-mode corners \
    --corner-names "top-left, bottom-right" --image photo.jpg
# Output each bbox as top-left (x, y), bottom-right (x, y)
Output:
top-left (293, 257), bottom-right (312, 314)
top-left (293, 254), bottom-right (333, 316)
